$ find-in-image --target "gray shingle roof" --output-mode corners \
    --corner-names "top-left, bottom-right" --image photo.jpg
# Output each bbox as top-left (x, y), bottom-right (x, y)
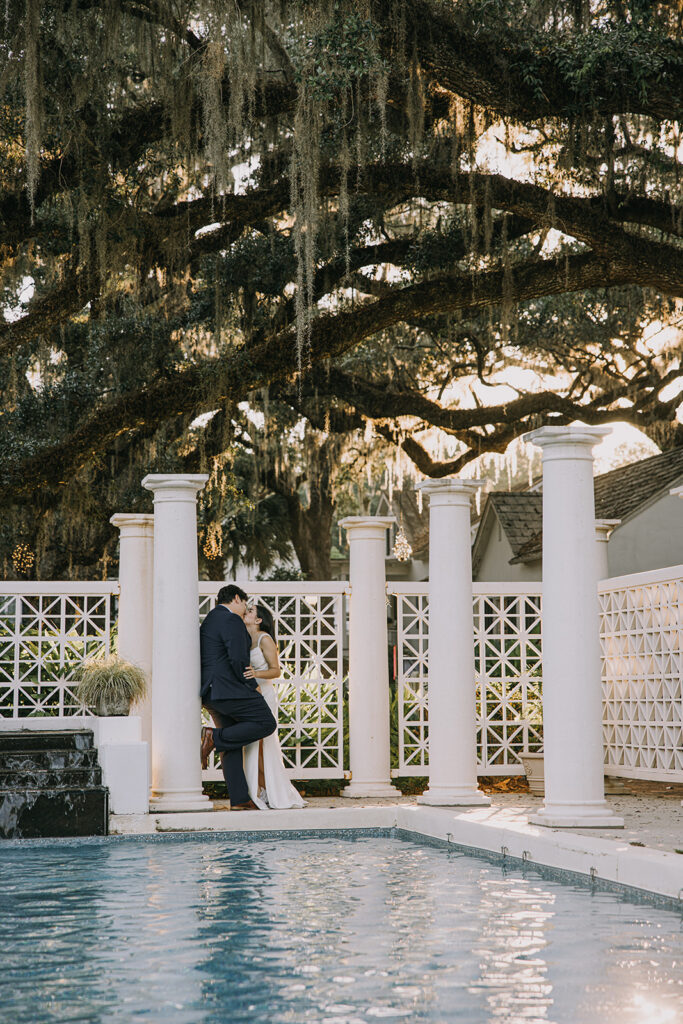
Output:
top-left (593, 445), bottom-right (683, 521)
top-left (484, 492), bottom-right (543, 560)
top-left (480, 447), bottom-right (683, 564)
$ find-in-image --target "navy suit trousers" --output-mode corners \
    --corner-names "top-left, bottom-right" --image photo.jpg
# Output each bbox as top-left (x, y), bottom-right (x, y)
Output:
top-left (204, 694), bottom-right (277, 806)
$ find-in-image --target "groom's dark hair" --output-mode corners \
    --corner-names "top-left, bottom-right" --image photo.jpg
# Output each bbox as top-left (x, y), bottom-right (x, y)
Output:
top-left (216, 584), bottom-right (248, 606)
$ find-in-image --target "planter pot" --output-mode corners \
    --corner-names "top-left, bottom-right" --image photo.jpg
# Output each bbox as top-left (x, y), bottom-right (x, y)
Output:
top-left (94, 699), bottom-right (130, 717)
top-left (521, 754), bottom-right (629, 797)
top-left (521, 753), bottom-right (545, 795)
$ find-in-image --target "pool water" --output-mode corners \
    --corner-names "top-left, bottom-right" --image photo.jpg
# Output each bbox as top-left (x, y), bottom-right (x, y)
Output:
top-left (1, 834), bottom-right (681, 1023)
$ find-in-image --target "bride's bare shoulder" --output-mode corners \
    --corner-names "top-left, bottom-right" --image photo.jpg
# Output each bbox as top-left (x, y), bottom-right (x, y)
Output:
top-left (260, 631), bottom-right (277, 652)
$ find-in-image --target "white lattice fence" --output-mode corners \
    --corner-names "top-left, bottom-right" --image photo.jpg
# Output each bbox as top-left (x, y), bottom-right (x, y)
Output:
top-left (199, 583), bottom-right (348, 780)
top-left (391, 589), bottom-right (429, 774)
top-left (600, 566), bottom-right (683, 782)
top-left (4, 565), bottom-right (681, 784)
top-left (0, 583), bottom-right (119, 718)
top-left (475, 588), bottom-right (544, 772)
top-left (389, 584), bottom-right (544, 776)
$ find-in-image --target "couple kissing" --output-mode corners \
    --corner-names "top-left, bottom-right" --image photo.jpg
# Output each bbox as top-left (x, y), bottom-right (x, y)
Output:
top-left (199, 584), bottom-right (305, 811)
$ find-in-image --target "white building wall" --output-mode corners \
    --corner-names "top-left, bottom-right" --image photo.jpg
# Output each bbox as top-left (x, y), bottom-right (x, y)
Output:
top-left (474, 519), bottom-right (541, 582)
top-left (473, 494), bottom-right (683, 582)
top-left (607, 494), bottom-right (683, 577)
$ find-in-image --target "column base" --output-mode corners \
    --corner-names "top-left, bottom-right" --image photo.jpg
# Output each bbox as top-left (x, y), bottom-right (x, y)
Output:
top-left (342, 781), bottom-right (401, 799)
top-left (529, 801), bottom-right (624, 829)
top-left (417, 787), bottom-right (491, 807)
top-left (149, 790), bottom-right (212, 813)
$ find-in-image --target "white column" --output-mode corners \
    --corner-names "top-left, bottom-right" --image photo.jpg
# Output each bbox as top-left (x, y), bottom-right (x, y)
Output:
top-left (595, 519), bottom-right (620, 580)
top-left (416, 479), bottom-right (490, 807)
top-left (340, 516), bottom-right (399, 798)
top-left (525, 426), bottom-right (623, 828)
top-left (142, 474), bottom-right (210, 812)
top-left (110, 514), bottom-right (154, 763)
top-left (669, 488), bottom-right (683, 810)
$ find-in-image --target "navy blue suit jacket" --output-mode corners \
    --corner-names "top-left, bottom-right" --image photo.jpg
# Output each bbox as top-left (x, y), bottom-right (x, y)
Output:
top-left (199, 604), bottom-right (256, 702)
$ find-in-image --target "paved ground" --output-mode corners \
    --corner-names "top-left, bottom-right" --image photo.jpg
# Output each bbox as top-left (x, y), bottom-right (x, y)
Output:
top-left (453, 792), bottom-right (682, 854)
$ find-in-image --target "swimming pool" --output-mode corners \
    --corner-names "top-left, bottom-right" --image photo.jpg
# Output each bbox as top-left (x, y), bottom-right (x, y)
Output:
top-left (1, 833), bottom-right (681, 1023)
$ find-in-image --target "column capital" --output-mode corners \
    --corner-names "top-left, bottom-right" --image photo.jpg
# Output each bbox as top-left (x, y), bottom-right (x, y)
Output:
top-left (417, 477), bottom-right (482, 507)
top-left (595, 518), bottom-right (620, 541)
top-left (670, 486), bottom-right (683, 499)
top-left (142, 474), bottom-right (208, 502)
top-left (524, 424), bottom-right (611, 458)
top-left (340, 516), bottom-right (395, 540)
top-left (110, 513), bottom-right (154, 538)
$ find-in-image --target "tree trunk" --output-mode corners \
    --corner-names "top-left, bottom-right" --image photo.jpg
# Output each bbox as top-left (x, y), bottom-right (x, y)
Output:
top-left (281, 442), bottom-right (335, 580)
top-left (204, 555), bottom-right (227, 581)
top-left (642, 421), bottom-right (683, 451)
top-left (288, 497), bottom-right (334, 580)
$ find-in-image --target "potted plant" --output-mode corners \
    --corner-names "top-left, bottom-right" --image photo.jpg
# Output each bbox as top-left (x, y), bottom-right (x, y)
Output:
top-left (520, 697), bottom-right (545, 795)
top-left (519, 699), bottom-right (628, 796)
top-left (75, 655), bottom-right (147, 716)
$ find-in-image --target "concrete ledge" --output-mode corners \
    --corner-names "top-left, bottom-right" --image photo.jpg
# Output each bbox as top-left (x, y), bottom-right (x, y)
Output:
top-left (0, 716), bottom-right (142, 743)
top-left (0, 716), bottom-right (95, 731)
top-left (113, 806), bottom-right (398, 835)
top-left (99, 742), bottom-right (148, 815)
top-left (395, 805), bottom-right (683, 903)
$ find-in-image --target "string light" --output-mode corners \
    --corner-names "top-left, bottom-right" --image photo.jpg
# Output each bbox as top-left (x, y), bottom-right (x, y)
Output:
top-left (12, 543), bottom-right (35, 575)
top-left (392, 516), bottom-right (413, 562)
top-left (203, 522), bottom-right (222, 560)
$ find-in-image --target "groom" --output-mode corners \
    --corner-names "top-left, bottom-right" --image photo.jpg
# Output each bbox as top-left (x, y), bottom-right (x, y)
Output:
top-left (200, 584), bottom-right (276, 810)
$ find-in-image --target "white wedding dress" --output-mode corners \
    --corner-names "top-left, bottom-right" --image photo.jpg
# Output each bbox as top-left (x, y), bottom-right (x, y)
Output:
top-left (244, 635), bottom-right (306, 810)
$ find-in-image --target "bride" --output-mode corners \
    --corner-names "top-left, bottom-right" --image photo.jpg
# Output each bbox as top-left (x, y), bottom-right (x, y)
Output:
top-left (242, 602), bottom-right (305, 810)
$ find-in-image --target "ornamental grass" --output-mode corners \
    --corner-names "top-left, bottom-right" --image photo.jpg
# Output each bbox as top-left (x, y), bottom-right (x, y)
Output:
top-left (75, 655), bottom-right (147, 714)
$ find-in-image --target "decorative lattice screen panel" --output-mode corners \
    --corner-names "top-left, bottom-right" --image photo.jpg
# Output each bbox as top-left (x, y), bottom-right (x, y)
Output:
top-left (474, 590), bottom-right (544, 772)
top-left (0, 584), bottom-right (118, 717)
top-left (600, 567), bottom-right (683, 781)
top-left (390, 584), bottom-right (544, 776)
top-left (392, 590), bottom-right (429, 774)
top-left (3, 567), bottom-right (681, 784)
top-left (199, 583), bottom-right (347, 780)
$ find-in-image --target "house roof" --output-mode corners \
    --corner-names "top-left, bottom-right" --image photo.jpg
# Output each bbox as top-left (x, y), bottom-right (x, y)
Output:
top-left (593, 444), bottom-right (683, 521)
top-left (471, 492), bottom-right (543, 572)
top-left (474, 446), bottom-right (683, 566)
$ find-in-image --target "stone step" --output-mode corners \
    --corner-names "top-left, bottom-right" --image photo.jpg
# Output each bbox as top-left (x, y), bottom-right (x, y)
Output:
top-left (0, 730), bottom-right (94, 752)
top-left (0, 748), bottom-right (100, 771)
top-left (0, 786), bottom-right (109, 839)
top-left (0, 766), bottom-right (103, 789)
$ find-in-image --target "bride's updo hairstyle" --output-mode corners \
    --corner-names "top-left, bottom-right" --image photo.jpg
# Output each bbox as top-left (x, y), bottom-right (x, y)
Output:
top-left (256, 603), bottom-right (276, 642)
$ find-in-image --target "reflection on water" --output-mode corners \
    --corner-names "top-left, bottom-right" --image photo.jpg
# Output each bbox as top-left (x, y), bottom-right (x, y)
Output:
top-left (470, 875), bottom-right (556, 1021)
top-left (0, 836), bottom-right (681, 1023)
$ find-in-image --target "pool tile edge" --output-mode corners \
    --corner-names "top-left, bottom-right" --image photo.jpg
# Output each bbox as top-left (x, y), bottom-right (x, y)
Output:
top-left (396, 805), bottom-right (683, 904)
